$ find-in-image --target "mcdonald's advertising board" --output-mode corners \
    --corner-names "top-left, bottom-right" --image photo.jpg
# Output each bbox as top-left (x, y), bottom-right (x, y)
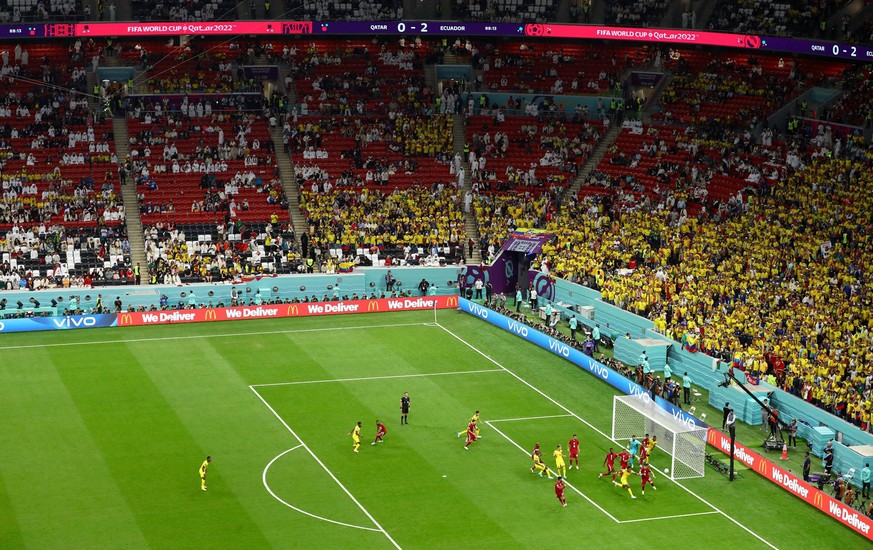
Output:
top-left (707, 428), bottom-right (872, 540)
top-left (115, 295), bottom-right (459, 326)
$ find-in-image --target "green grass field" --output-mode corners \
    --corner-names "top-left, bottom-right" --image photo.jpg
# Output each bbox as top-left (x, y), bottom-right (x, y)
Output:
top-left (0, 309), bottom-right (866, 549)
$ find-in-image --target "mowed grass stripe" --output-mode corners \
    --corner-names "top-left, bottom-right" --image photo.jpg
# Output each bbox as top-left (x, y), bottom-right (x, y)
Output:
top-left (0, 348), bottom-right (149, 549)
top-left (0, 467), bottom-right (27, 550)
top-left (50, 343), bottom-right (272, 548)
top-left (129, 337), bottom-right (381, 547)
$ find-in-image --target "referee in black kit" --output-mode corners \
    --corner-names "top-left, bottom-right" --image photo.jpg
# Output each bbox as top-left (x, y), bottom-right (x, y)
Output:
top-left (400, 392), bottom-right (410, 425)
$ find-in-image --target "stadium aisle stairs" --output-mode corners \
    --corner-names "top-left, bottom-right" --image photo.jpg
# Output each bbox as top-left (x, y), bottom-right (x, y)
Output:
top-left (271, 126), bottom-right (306, 251)
top-left (85, 70), bottom-right (99, 112)
top-left (565, 124), bottom-right (621, 199)
top-left (112, 117), bottom-right (148, 271)
top-left (453, 113), bottom-right (481, 263)
top-left (279, 62), bottom-right (295, 100)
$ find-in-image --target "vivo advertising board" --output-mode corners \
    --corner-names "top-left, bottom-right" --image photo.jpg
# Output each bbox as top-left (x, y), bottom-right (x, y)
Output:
top-left (0, 314), bottom-right (118, 333)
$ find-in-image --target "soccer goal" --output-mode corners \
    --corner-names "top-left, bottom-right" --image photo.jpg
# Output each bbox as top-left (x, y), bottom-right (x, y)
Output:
top-left (611, 394), bottom-right (707, 480)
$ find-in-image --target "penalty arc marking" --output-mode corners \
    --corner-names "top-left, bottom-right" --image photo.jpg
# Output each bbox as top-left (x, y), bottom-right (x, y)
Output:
top-left (262, 445), bottom-right (380, 532)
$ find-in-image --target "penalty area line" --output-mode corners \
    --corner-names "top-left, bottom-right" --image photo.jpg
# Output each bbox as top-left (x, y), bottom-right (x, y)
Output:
top-left (484, 420), bottom-right (620, 524)
top-left (437, 322), bottom-right (779, 550)
top-left (618, 511), bottom-right (721, 524)
top-left (488, 414), bottom-right (573, 424)
top-left (251, 368), bottom-right (505, 388)
top-left (262, 445), bottom-right (380, 532)
top-left (250, 386), bottom-right (402, 549)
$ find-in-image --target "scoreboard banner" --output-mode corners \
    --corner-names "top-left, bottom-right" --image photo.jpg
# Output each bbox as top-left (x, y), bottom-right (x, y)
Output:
top-left (0, 21), bottom-right (868, 61)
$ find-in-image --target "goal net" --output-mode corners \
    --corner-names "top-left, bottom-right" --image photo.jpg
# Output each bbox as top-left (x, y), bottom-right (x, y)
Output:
top-left (611, 394), bottom-right (707, 480)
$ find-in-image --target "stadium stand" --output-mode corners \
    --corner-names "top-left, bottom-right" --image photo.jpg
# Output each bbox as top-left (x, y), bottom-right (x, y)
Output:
top-left (131, 0), bottom-right (237, 21)
top-left (0, 41), bottom-right (131, 289)
top-left (300, 186), bottom-right (466, 266)
top-left (474, 42), bottom-right (647, 95)
top-left (453, 0), bottom-right (557, 23)
top-left (708, 0), bottom-right (831, 38)
top-left (283, 0), bottom-right (400, 21)
top-left (604, 0), bottom-right (670, 27)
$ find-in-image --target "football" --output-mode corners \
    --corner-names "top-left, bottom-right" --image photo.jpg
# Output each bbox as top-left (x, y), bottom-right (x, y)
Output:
top-left (663, 468), bottom-right (669, 474)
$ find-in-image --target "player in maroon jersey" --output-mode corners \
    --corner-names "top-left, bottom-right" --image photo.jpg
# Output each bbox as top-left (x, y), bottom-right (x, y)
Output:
top-left (568, 434), bottom-right (580, 470)
top-left (598, 447), bottom-right (619, 481)
top-left (640, 460), bottom-right (657, 495)
top-left (618, 450), bottom-right (632, 470)
top-left (555, 476), bottom-right (567, 507)
top-left (464, 420), bottom-right (478, 450)
top-left (372, 420), bottom-right (387, 445)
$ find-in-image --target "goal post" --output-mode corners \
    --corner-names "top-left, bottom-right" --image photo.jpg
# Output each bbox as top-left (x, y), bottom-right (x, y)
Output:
top-left (611, 394), bottom-right (707, 480)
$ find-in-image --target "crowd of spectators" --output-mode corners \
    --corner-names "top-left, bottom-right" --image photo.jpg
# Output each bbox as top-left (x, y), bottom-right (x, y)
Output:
top-left (131, 0), bottom-right (236, 21)
top-left (469, 41), bottom-right (642, 95)
top-left (0, 0), bottom-right (81, 22)
top-left (290, 40), bottom-right (437, 116)
top-left (709, 0), bottom-right (835, 38)
top-left (144, 221), bottom-right (301, 284)
top-left (286, 114), bottom-right (454, 190)
top-left (283, 0), bottom-right (400, 21)
top-left (300, 186), bottom-right (466, 264)
top-left (604, 0), bottom-right (670, 27)
top-left (540, 117), bottom-right (873, 428)
top-left (453, 0), bottom-right (557, 23)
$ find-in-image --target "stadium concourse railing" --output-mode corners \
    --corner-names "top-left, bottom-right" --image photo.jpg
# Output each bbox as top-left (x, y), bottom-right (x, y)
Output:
top-left (457, 297), bottom-right (873, 541)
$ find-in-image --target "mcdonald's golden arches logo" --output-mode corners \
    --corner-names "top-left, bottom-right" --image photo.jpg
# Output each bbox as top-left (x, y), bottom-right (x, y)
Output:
top-left (813, 491), bottom-right (823, 508)
top-left (707, 430), bottom-right (718, 445)
top-left (287, 304), bottom-right (299, 316)
top-left (118, 313), bottom-right (133, 326)
top-left (367, 300), bottom-right (380, 312)
top-left (446, 296), bottom-right (458, 307)
top-left (757, 459), bottom-right (767, 474)
top-left (204, 309), bottom-right (217, 321)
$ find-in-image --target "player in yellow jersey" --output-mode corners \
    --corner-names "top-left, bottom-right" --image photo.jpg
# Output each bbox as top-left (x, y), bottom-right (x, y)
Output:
top-left (645, 435), bottom-right (658, 457)
top-left (553, 444), bottom-right (567, 477)
top-left (457, 410), bottom-right (481, 438)
top-left (531, 449), bottom-right (553, 478)
top-left (199, 456), bottom-right (211, 492)
top-left (613, 467), bottom-right (636, 499)
top-left (349, 421), bottom-right (362, 453)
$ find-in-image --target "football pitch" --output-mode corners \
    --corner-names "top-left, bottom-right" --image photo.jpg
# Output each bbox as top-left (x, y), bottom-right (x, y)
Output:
top-left (0, 309), bottom-right (866, 549)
